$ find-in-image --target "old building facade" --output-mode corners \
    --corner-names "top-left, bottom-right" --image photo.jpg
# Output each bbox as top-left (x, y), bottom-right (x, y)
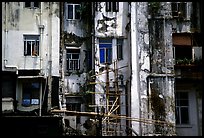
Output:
top-left (2, 2), bottom-right (202, 136)
top-left (2, 2), bottom-right (60, 115)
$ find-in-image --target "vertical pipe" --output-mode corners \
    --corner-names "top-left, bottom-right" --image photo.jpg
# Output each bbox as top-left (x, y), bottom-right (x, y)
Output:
top-left (60, 2), bottom-right (66, 108)
top-left (39, 79), bottom-right (43, 116)
top-left (39, 2), bottom-right (44, 116)
top-left (47, 2), bottom-right (53, 112)
top-left (39, 2), bottom-right (44, 75)
top-left (4, 2), bottom-right (8, 67)
top-left (91, 2), bottom-right (96, 106)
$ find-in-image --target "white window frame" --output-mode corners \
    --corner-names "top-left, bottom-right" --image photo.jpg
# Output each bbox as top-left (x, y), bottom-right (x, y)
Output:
top-left (24, 35), bottom-right (40, 57)
top-left (66, 49), bottom-right (80, 71)
top-left (66, 3), bottom-right (81, 20)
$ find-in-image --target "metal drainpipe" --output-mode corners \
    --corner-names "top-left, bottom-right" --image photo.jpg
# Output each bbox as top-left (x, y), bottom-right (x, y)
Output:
top-left (39, 2), bottom-right (44, 75)
top-left (91, 1), bottom-right (96, 107)
top-left (4, 2), bottom-right (18, 75)
top-left (47, 2), bottom-right (53, 112)
top-left (39, 2), bottom-right (44, 116)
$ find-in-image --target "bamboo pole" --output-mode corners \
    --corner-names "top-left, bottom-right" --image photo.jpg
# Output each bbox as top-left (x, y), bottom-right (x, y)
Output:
top-left (51, 109), bottom-right (175, 127)
top-left (90, 65), bottom-right (128, 78)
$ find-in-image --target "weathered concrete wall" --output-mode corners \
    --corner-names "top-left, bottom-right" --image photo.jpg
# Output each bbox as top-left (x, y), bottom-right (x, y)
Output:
top-left (94, 3), bottom-right (131, 135)
top-left (2, 2), bottom-right (60, 112)
top-left (2, 2), bottom-right (60, 77)
top-left (62, 2), bottom-right (92, 94)
top-left (147, 2), bottom-right (175, 135)
top-left (95, 2), bottom-right (129, 37)
top-left (130, 2), bottom-right (175, 135)
top-left (60, 3), bottom-right (92, 132)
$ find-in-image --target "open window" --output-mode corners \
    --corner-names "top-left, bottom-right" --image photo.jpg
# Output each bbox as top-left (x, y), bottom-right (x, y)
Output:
top-left (173, 33), bottom-right (202, 65)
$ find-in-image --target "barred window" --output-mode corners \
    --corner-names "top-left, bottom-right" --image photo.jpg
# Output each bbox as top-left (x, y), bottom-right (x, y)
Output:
top-left (24, 35), bottom-right (40, 56)
top-left (106, 2), bottom-right (119, 12)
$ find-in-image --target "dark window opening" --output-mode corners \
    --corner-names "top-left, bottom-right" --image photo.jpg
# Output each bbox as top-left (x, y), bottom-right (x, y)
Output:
top-left (117, 39), bottom-right (123, 60)
top-left (175, 46), bottom-right (192, 60)
top-left (22, 81), bottom-right (40, 106)
top-left (171, 2), bottom-right (187, 18)
top-left (75, 5), bottom-right (80, 19)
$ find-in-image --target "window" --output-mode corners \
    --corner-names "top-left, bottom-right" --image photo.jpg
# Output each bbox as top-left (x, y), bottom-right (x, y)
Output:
top-left (173, 33), bottom-right (194, 65)
top-left (171, 2), bottom-right (187, 18)
top-left (67, 49), bottom-right (80, 71)
top-left (99, 38), bottom-right (112, 64)
top-left (175, 46), bottom-right (192, 61)
top-left (25, 2), bottom-right (40, 8)
top-left (117, 39), bottom-right (123, 60)
top-left (24, 35), bottom-right (40, 56)
top-left (22, 82), bottom-right (40, 106)
top-left (66, 103), bottom-right (81, 124)
top-left (66, 103), bottom-right (81, 111)
top-left (175, 92), bottom-right (189, 124)
top-left (67, 4), bottom-right (80, 20)
top-left (106, 2), bottom-right (119, 12)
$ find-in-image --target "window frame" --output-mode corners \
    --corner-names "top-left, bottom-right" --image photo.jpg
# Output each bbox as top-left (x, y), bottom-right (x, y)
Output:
top-left (105, 2), bottom-right (119, 12)
top-left (66, 49), bottom-right (80, 71)
top-left (99, 38), bottom-right (112, 64)
top-left (171, 2), bottom-right (187, 19)
top-left (24, 35), bottom-right (40, 57)
top-left (175, 91), bottom-right (190, 125)
top-left (22, 81), bottom-right (40, 107)
top-left (66, 3), bottom-right (81, 20)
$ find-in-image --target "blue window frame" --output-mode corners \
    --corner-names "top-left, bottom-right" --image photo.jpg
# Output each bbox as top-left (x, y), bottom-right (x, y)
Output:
top-left (99, 38), bottom-right (112, 64)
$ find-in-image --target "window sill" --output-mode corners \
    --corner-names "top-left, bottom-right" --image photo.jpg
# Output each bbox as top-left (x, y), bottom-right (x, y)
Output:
top-left (176, 124), bottom-right (193, 128)
top-left (66, 19), bottom-right (80, 21)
